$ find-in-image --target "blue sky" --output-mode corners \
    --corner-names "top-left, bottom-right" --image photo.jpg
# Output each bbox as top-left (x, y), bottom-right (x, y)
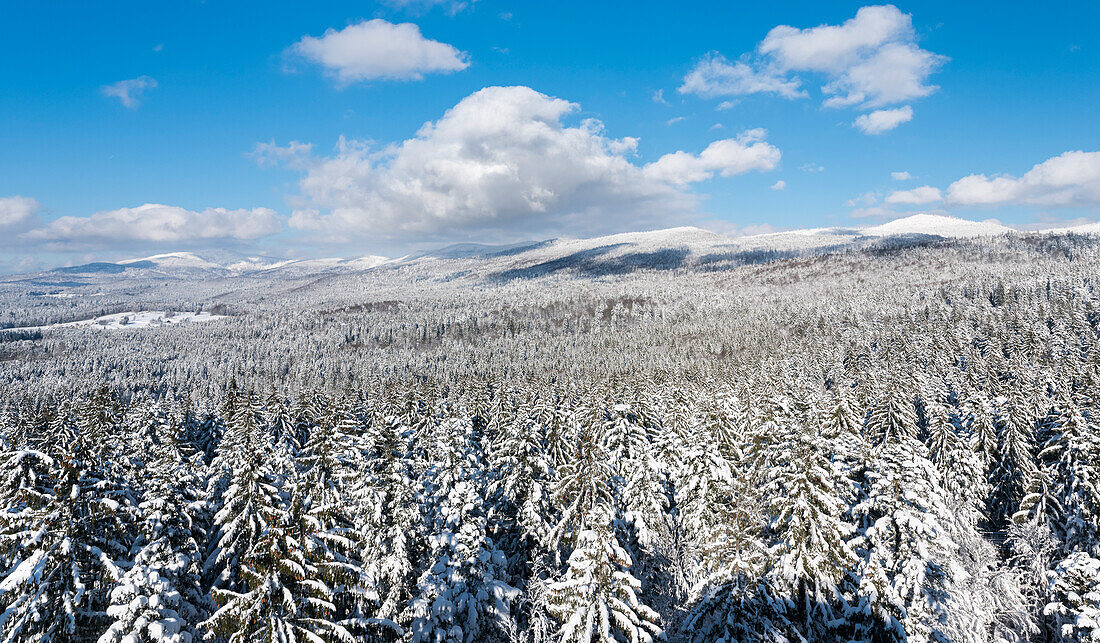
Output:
top-left (1, 1), bottom-right (1097, 269)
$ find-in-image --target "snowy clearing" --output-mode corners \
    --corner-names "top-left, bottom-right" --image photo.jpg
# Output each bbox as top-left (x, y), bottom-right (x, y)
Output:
top-left (15, 310), bottom-right (226, 332)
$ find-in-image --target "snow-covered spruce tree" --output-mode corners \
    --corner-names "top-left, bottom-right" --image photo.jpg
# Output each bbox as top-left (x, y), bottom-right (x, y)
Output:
top-left (967, 393), bottom-right (1000, 473)
top-left (866, 383), bottom-right (920, 446)
top-left (762, 410), bottom-right (857, 640)
top-left (99, 437), bottom-right (207, 643)
top-left (203, 482), bottom-right (355, 642)
top-left (1045, 399), bottom-right (1100, 553)
top-left (486, 402), bottom-right (555, 586)
top-left (265, 390), bottom-right (300, 464)
top-left (545, 426), bottom-right (662, 643)
top-left (920, 392), bottom-right (1037, 643)
top-left (360, 414), bottom-right (421, 632)
top-left (674, 415), bottom-right (733, 567)
top-left (851, 436), bottom-right (955, 643)
top-left (679, 471), bottom-right (776, 643)
top-left (1044, 551), bottom-right (1100, 642)
top-left (990, 387), bottom-right (1039, 529)
top-left (0, 433), bottom-right (126, 641)
top-left (204, 390), bottom-right (283, 593)
top-left (297, 394), bottom-right (380, 637)
top-left (545, 507), bottom-right (662, 643)
top-left (599, 402), bottom-right (667, 557)
top-left (409, 416), bottom-right (518, 643)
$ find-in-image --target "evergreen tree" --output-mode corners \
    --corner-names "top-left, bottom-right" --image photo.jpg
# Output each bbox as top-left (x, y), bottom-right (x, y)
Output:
top-left (409, 417), bottom-right (518, 642)
top-left (0, 434), bottom-right (126, 641)
top-left (852, 437), bottom-right (955, 643)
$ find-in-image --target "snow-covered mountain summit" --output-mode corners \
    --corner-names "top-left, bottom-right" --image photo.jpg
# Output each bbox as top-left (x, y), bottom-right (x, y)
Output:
top-left (860, 214), bottom-right (1012, 238)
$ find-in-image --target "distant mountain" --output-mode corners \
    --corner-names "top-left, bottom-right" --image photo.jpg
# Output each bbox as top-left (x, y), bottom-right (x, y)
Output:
top-left (14, 214), bottom-right (1100, 285)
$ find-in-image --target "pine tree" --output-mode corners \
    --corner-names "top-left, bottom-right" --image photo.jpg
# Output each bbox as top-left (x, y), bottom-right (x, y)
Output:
top-left (763, 416), bottom-right (857, 637)
top-left (545, 428), bottom-right (662, 642)
top-left (203, 484), bottom-right (356, 642)
top-left (0, 433), bottom-right (126, 641)
top-left (409, 417), bottom-right (518, 643)
top-left (990, 388), bottom-right (1039, 529)
top-left (544, 507), bottom-right (662, 643)
top-left (99, 420), bottom-right (208, 643)
top-left (852, 437), bottom-right (955, 643)
top-left (361, 415), bottom-right (421, 630)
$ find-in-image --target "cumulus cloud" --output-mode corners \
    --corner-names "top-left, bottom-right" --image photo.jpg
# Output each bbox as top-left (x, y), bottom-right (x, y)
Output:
top-left (101, 76), bottom-right (157, 108)
top-left (854, 105), bottom-right (913, 134)
top-left (891, 171), bottom-right (913, 180)
top-left (644, 129), bottom-right (780, 186)
top-left (0, 196), bottom-right (42, 231)
top-left (680, 6), bottom-right (944, 131)
top-left (771, 180), bottom-right (787, 190)
top-left (885, 185), bottom-right (942, 204)
top-left (273, 86), bottom-right (779, 242)
top-left (25, 204), bottom-right (281, 245)
top-left (946, 151), bottom-right (1100, 207)
top-left (289, 20), bottom-right (469, 84)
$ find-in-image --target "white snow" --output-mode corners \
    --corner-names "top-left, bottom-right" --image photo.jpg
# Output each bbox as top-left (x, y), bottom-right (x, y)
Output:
top-left (1040, 221), bottom-right (1100, 235)
top-left (12, 311), bottom-right (227, 332)
top-left (120, 252), bottom-right (220, 270)
top-left (860, 214), bottom-right (1012, 238)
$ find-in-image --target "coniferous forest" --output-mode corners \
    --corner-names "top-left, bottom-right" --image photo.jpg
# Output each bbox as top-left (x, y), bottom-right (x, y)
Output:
top-left (1, 234), bottom-right (1099, 642)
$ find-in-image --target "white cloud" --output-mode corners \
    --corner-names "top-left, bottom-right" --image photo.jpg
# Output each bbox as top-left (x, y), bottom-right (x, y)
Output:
top-left (771, 180), bottom-right (787, 190)
top-left (946, 151), bottom-right (1100, 207)
top-left (276, 86), bottom-right (779, 242)
top-left (644, 129), bottom-right (780, 186)
top-left (652, 89), bottom-right (667, 104)
top-left (26, 204), bottom-right (281, 245)
top-left (846, 192), bottom-right (878, 207)
top-left (0, 196), bottom-right (41, 230)
top-left (381, 0), bottom-right (475, 14)
top-left (891, 171), bottom-right (912, 180)
top-left (101, 76), bottom-right (157, 108)
top-left (665, 116), bottom-right (686, 126)
top-left (680, 5), bottom-right (944, 125)
top-left (853, 105), bottom-right (913, 134)
top-left (760, 5), bottom-right (944, 108)
top-left (679, 52), bottom-right (804, 99)
top-left (250, 140), bottom-right (314, 169)
top-left (800, 163), bottom-right (825, 173)
top-left (885, 185), bottom-right (942, 204)
top-left (289, 20), bottom-right (468, 84)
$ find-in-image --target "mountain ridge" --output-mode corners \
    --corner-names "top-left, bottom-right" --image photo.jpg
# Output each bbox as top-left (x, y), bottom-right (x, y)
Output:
top-left (16, 213), bottom-right (1100, 280)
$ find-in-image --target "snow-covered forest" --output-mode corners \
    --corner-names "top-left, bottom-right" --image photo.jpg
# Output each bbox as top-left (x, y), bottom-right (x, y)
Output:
top-left (1, 231), bottom-right (1099, 642)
